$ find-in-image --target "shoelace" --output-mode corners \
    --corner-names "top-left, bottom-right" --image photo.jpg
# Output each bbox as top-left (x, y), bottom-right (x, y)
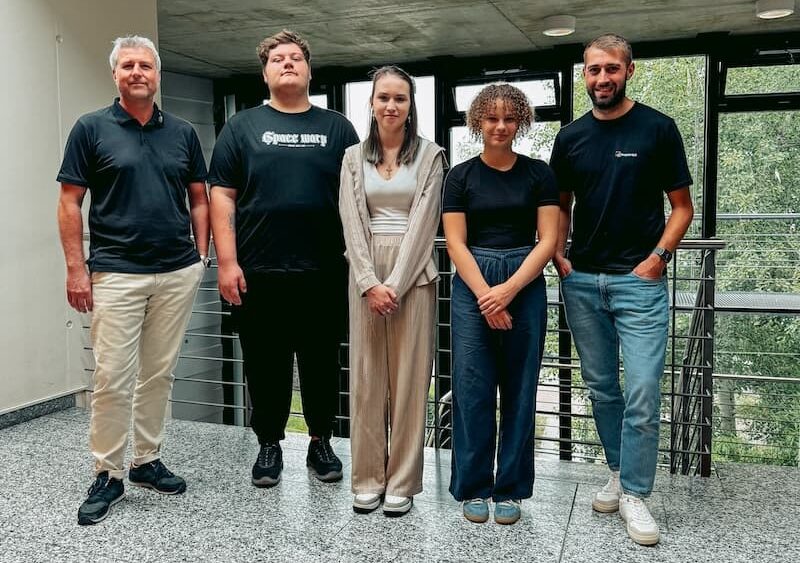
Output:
top-left (315, 439), bottom-right (334, 463)
top-left (464, 498), bottom-right (487, 506)
top-left (150, 460), bottom-right (175, 479)
top-left (626, 498), bottom-right (655, 523)
top-left (258, 444), bottom-right (278, 467)
top-left (86, 475), bottom-right (109, 496)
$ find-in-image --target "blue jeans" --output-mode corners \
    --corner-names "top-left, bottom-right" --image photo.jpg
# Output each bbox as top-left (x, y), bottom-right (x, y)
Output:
top-left (449, 246), bottom-right (547, 502)
top-left (560, 269), bottom-right (668, 497)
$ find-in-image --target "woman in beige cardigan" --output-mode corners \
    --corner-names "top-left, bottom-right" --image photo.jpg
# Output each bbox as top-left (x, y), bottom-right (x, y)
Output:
top-left (339, 65), bottom-right (446, 517)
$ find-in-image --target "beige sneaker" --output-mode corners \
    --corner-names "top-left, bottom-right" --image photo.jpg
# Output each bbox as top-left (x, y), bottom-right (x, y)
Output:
top-left (383, 495), bottom-right (412, 516)
top-left (353, 493), bottom-right (381, 514)
top-left (619, 493), bottom-right (660, 545)
top-left (592, 471), bottom-right (621, 513)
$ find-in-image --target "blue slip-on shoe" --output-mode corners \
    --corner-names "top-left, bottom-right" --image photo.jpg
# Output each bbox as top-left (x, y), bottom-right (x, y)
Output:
top-left (462, 498), bottom-right (490, 523)
top-left (494, 499), bottom-right (521, 525)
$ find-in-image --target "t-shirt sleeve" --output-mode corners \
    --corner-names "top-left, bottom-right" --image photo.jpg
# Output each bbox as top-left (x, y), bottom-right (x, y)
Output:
top-left (536, 162), bottom-right (560, 206)
top-left (442, 165), bottom-right (467, 213)
top-left (343, 119), bottom-right (360, 149)
top-left (549, 132), bottom-right (573, 193)
top-left (660, 119), bottom-right (693, 193)
top-left (187, 127), bottom-right (208, 182)
top-left (207, 120), bottom-right (242, 189)
top-left (56, 119), bottom-right (93, 187)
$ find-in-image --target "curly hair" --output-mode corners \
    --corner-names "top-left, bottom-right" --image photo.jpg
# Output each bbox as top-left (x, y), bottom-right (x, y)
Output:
top-left (466, 83), bottom-right (534, 139)
top-left (257, 29), bottom-right (311, 68)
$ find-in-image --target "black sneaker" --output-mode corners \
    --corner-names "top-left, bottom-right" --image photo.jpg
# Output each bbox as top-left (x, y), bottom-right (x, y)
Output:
top-left (306, 437), bottom-right (343, 482)
top-left (77, 471), bottom-right (125, 526)
top-left (128, 459), bottom-right (187, 495)
top-left (252, 442), bottom-right (283, 487)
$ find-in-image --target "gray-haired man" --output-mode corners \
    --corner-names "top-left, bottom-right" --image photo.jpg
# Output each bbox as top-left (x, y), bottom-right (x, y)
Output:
top-left (57, 36), bottom-right (210, 525)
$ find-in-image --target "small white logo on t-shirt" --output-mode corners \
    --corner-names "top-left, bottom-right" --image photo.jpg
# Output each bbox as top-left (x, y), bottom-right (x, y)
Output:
top-left (615, 150), bottom-right (638, 158)
top-left (261, 131), bottom-right (328, 148)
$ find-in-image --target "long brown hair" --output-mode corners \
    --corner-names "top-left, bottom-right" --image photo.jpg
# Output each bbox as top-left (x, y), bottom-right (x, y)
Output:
top-left (363, 65), bottom-right (420, 166)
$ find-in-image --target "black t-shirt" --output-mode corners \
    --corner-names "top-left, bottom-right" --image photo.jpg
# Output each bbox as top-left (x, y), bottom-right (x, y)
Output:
top-left (550, 102), bottom-right (693, 273)
top-left (57, 99), bottom-right (207, 273)
top-left (442, 154), bottom-right (559, 249)
top-left (208, 104), bottom-right (359, 273)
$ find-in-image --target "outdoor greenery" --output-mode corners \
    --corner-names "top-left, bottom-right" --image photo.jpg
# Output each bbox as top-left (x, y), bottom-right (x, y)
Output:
top-left (569, 57), bottom-right (799, 466)
top-left (286, 57), bottom-right (800, 467)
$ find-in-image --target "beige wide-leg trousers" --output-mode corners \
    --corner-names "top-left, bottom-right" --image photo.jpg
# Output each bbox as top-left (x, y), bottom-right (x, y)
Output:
top-left (89, 261), bottom-right (204, 478)
top-left (349, 234), bottom-right (436, 497)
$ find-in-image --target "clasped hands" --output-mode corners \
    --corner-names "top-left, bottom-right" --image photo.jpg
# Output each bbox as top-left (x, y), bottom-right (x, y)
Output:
top-left (477, 282), bottom-right (517, 331)
top-left (366, 284), bottom-right (398, 317)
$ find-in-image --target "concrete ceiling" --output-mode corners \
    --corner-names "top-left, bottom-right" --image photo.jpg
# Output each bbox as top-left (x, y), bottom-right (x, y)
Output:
top-left (158, 0), bottom-right (800, 78)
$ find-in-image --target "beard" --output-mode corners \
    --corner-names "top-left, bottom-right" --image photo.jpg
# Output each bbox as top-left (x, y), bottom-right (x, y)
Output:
top-left (588, 80), bottom-right (627, 110)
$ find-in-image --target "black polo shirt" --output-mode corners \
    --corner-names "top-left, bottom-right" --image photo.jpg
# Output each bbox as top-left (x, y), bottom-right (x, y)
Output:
top-left (57, 99), bottom-right (207, 273)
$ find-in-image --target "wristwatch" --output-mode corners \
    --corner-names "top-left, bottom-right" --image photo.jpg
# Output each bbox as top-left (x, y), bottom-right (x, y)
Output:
top-left (652, 247), bottom-right (673, 264)
top-left (199, 254), bottom-right (212, 268)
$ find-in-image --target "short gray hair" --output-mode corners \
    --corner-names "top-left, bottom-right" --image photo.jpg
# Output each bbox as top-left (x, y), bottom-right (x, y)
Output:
top-left (109, 36), bottom-right (161, 71)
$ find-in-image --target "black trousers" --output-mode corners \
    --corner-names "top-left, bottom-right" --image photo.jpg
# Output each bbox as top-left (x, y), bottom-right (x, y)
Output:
top-left (234, 268), bottom-right (347, 444)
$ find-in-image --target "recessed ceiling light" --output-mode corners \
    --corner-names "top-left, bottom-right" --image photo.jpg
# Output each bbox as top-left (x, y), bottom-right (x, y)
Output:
top-left (543, 15), bottom-right (576, 37)
top-left (756, 0), bottom-right (795, 19)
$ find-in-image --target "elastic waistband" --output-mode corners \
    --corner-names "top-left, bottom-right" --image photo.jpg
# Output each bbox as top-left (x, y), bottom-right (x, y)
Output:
top-left (469, 245), bottom-right (533, 260)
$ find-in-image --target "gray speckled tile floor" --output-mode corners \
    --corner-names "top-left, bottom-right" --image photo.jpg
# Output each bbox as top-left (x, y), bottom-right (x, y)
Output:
top-left (1, 408), bottom-right (797, 563)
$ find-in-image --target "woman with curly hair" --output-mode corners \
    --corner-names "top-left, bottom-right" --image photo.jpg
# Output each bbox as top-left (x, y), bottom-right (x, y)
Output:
top-left (442, 82), bottom-right (559, 524)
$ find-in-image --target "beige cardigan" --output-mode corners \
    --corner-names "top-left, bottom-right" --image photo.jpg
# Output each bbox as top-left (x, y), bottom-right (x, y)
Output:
top-left (339, 138), bottom-right (446, 299)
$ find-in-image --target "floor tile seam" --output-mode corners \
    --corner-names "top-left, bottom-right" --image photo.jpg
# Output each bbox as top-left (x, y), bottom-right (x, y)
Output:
top-left (557, 483), bottom-right (579, 563)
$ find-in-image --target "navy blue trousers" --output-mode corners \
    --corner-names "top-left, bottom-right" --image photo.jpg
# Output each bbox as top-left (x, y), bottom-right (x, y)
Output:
top-left (449, 246), bottom-right (547, 502)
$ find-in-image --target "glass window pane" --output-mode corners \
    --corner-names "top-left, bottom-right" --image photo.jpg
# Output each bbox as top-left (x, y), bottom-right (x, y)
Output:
top-left (455, 79), bottom-right (556, 112)
top-left (309, 93), bottom-right (328, 109)
top-left (726, 65), bottom-right (800, 95)
top-left (345, 75), bottom-right (435, 142)
top-left (712, 313), bottom-right (800, 465)
top-left (448, 122), bottom-right (561, 168)
top-left (717, 110), bottom-right (800, 292)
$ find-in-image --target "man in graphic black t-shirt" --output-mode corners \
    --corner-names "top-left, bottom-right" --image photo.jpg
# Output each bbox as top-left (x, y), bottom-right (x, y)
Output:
top-left (57, 36), bottom-right (209, 526)
top-left (209, 30), bottom-right (358, 488)
top-left (550, 34), bottom-right (694, 546)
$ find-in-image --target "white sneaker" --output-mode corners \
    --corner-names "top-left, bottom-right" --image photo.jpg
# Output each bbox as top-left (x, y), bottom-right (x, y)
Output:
top-left (619, 493), bottom-right (660, 545)
top-left (592, 471), bottom-right (621, 513)
top-left (352, 493), bottom-right (381, 514)
top-left (383, 494), bottom-right (412, 516)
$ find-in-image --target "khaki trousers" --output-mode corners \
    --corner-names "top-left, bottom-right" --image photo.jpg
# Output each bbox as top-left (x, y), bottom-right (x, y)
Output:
top-left (349, 235), bottom-right (436, 496)
top-left (89, 262), bottom-right (204, 478)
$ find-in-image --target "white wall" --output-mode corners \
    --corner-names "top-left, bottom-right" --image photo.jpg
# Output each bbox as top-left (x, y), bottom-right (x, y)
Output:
top-left (0, 0), bottom-right (157, 414)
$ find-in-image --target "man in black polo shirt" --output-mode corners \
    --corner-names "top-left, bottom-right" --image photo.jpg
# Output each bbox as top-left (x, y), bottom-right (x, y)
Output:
top-left (209, 29), bottom-right (358, 488)
top-left (550, 34), bottom-right (694, 546)
top-left (57, 36), bottom-right (209, 525)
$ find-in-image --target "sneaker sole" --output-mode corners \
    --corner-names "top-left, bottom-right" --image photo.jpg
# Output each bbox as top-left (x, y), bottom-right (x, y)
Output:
top-left (626, 523), bottom-right (660, 546)
top-left (77, 493), bottom-right (125, 526)
top-left (383, 499), bottom-right (412, 517)
top-left (129, 480), bottom-right (186, 495)
top-left (494, 514), bottom-right (521, 525)
top-left (252, 474), bottom-right (281, 488)
top-left (592, 497), bottom-right (620, 513)
top-left (353, 497), bottom-right (381, 514)
top-left (307, 464), bottom-right (343, 483)
top-left (463, 511), bottom-right (489, 523)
